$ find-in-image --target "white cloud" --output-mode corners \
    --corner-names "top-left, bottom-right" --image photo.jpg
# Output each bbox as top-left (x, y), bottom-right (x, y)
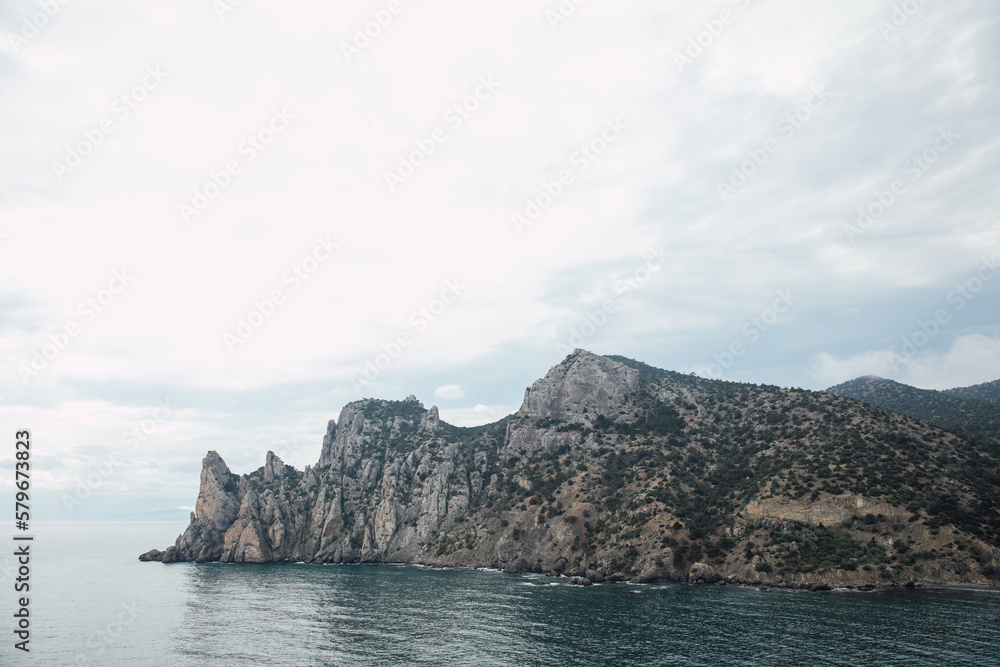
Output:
top-left (810, 350), bottom-right (901, 387)
top-left (438, 404), bottom-right (516, 427)
top-left (0, 0), bottom-right (998, 512)
top-left (811, 333), bottom-right (1000, 390)
top-left (433, 384), bottom-right (466, 400)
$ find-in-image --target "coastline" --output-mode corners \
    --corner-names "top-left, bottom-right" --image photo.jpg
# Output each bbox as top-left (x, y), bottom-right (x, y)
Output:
top-left (141, 554), bottom-right (1000, 594)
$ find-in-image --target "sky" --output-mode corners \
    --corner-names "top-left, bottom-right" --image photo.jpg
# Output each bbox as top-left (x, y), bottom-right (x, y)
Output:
top-left (1, 0), bottom-right (998, 520)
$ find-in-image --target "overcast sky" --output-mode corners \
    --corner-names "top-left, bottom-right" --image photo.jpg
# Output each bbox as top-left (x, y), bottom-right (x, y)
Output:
top-left (1, 0), bottom-right (998, 519)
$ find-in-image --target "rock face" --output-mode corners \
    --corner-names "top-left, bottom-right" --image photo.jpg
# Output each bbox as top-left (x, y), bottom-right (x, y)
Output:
top-left (143, 350), bottom-right (1000, 589)
top-left (743, 495), bottom-right (908, 527)
top-left (518, 352), bottom-right (640, 420)
top-left (689, 562), bottom-right (721, 584)
top-left (172, 450), bottom-right (241, 562)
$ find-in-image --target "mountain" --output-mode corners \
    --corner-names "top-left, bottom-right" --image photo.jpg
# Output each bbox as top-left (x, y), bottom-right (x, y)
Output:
top-left (946, 379), bottom-right (1000, 406)
top-left (141, 351), bottom-right (1000, 589)
top-left (826, 376), bottom-right (1000, 445)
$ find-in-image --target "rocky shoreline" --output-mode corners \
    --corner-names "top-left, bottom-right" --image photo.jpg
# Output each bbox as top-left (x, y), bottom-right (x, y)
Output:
top-left (140, 546), bottom-right (933, 593)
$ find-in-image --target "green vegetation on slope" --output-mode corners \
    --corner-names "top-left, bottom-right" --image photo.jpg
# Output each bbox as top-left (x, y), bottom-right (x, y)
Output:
top-left (947, 379), bottom-right (1000, 406)
top-left (826, 376), bottom-right (1000, 447)
top-left (470, 364), bottom-right (1000, 579)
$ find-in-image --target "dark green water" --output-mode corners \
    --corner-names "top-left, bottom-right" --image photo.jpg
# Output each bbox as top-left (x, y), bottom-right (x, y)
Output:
top-left (3, 523), bottom-right (998, 666)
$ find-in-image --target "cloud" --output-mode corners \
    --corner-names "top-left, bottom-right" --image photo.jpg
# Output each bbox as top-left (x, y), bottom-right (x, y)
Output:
top-left (0, 0), bottom-right (998, 513)
top-left (810, 349), bottom-right (900, 387)
top-left (438, 404), bottom-right (516, 427)
top-left (810, 333), bottom-right (1000, 389)
top-left (433, 384), bottom-right (466, 400)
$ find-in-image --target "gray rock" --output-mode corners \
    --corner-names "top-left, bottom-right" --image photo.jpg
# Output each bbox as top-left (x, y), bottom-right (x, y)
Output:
top-left (147, 353), bottom-right (648, 568)
top-left (689, 562), bottom-right (721, 584)
top-left (517, 350), bottom-right (639, 420)
top-left (503, 559), bottom-right (530, 574)
top-left (634, 568), bottom-right (669, 584)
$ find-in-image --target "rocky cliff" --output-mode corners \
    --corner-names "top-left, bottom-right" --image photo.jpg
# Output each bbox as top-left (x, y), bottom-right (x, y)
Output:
top-left (142, 350), bottom-right (1000, 589)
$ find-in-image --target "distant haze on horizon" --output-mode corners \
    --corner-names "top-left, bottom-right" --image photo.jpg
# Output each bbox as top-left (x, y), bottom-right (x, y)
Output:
top-left (1, 0), bottom-right (998, 517)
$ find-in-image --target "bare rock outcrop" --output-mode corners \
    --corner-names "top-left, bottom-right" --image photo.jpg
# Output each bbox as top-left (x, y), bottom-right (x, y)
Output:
top-left (518, 349), bottom-right (639, 420)
top-left (743, 494), bottom-right (909, 526)
top-left (689, 562), bottom-right (721, 584)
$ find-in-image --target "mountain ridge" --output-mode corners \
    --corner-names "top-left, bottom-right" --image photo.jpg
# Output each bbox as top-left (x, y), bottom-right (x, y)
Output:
top-left (826, 375), bottom-right (1000, 446)
top-left (141, 350), bottom-right (1000, 590)
top-left (946, 378), bottom-right (1000, 406)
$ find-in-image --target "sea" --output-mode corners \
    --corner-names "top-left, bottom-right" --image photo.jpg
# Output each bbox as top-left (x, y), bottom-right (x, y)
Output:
top-left (1, 522), bottom-right (998, 666)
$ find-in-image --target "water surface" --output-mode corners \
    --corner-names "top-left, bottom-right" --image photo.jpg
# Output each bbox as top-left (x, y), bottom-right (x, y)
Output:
top-left (2, 523), bottom-right (997, 666)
